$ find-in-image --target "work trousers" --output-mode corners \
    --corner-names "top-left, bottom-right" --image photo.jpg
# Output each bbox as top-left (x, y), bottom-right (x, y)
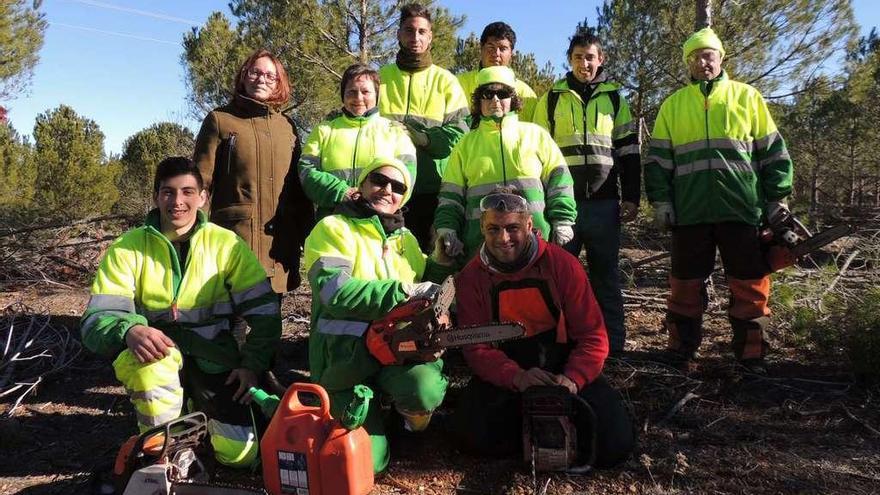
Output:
top-left (563, 199), bottom-right (626, 352)
top-left (113, 348), bottom-right (261, 468)
top-left (326, 360), bottom-right (447, 474)
top-left (667, 222), bottom-right (771, 360)
top-left (451, 332), bottom-right (635, 468)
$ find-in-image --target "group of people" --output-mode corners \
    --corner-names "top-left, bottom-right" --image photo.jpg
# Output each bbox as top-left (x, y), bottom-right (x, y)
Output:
top-left (80, 2), bottom-right (793, 478)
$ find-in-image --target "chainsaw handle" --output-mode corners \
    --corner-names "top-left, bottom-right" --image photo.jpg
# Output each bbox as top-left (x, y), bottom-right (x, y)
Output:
top-left (281, 382), bottom-right (331, 420)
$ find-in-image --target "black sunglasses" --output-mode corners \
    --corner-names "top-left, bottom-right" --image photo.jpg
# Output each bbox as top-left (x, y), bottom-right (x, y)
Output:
top-left (479, 87), bottom-right (514, 100)
top-left (367, 172), bottom-right (407, 195)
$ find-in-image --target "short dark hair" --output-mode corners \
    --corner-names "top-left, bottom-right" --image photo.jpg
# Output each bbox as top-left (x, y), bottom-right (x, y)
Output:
top-left (153, 157), bottom-right (204, 194)
top-left (399, 3), bottom-right (431, 26)
top-left (567, 30), bottom-right (603, 58)
top-left (469, 84), bottom-right (523, 128)
top-left (340, 63), bottom-right (380, 102)
top-left (480, 21), bottom-right (516, 48)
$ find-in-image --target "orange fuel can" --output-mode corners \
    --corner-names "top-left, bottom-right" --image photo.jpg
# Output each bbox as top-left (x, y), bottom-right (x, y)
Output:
top-left (261, 382), bottom-right (373, 495)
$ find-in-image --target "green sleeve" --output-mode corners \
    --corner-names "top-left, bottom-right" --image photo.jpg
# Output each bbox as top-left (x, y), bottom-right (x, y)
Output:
top-left (433, 143), bottom-right (467, 234)
top-left (644, 101), bottom-right (675, 203)
top-left (304, 219), bottom-right (408, 321)
top-left (539, 131), bottom-right (577, 225)
top-left (753, 94), bottom-right (793, 202)
top-left (299, 124), bottom-right (351, 208)
top-left (80, 238), bottom-right (148, 357)
top-left (226, 238), bottom-right (282, 373)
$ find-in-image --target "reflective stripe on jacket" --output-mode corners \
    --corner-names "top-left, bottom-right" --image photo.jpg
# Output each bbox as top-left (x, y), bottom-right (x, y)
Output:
top-left (434, 113), bottom-right (576, 256)
top-left (644, 71), bottom-right (793, 225)
top-left (378, 63), bottom-right (469, 195)
top-left (533, 77), bottom-right (640, 202)
top-left (80, 210), bottom-right (281, 373)
top-left (303, 213), bottom-right (426, 390)
top-left (298, 111), bottom-right (417, 218)
top-left (457, 69), bottom-right (539, 122)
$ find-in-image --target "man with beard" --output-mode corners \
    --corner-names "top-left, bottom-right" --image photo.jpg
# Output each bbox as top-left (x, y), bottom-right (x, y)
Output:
top-left (379, 3), bottom-right (469, 252)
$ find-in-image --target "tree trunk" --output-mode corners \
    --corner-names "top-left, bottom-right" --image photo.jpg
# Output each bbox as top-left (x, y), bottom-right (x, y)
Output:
top-left (695, 0), bottom-right (712, 29)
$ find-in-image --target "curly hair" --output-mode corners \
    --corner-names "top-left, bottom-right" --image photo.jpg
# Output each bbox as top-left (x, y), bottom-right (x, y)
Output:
top-left (469, 85), bottom-right (523, 128)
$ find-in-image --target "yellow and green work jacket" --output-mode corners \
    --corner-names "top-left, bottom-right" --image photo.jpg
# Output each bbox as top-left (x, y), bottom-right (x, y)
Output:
top-left (378, 63), bottom-right (469, 195)
top-left (304, 213), bottom-right (425, 391)
top-left (457, 69), bottom-right (539, 122)
top-left (81, 210), bottom-right (281, 374)
top-left (298, 109), bottom-right (417, 218)
top-left (644, 71), bottom-right (793, 226)
top-left (533, 73), bottom-right (641, 202)
top-left (434, 113), bottom-right (577, 256)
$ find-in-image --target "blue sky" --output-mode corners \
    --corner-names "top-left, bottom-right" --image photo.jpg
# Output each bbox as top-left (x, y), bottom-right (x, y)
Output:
top-left (6, 0), bottom-right (880, 155)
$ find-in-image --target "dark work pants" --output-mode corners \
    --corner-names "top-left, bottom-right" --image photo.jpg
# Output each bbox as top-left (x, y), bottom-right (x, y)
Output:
top-left (403, 193), bottom-right (438, 253)
top-left (667, 222), bottom-right (771, 360)
top-left (451, 332), bottom-right (635, 468)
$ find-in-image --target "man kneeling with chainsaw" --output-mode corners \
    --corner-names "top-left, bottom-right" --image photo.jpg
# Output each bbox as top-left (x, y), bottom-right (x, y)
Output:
top-left (303, 156), bottom-right (453, 474)
top-left (451, 187), bottom-right (635, 471)
top-left (81, 157), bottom-right (281, 468)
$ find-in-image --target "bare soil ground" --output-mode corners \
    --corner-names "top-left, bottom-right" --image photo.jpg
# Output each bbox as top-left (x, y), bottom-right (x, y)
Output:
top-left (1, 220), bottom-right (879, 495)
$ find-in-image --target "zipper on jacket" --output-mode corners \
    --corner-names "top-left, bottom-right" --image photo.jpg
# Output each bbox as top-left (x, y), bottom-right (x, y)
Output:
top-left (226, 133), bottom-right (237, 175)
top-left (351, 118), bottom-right (365, 186)
top-left (404, 71), bottom-right (414, 119)
top-left (498, 119), bottom-right (508, 185)
top-left (704, 81), bottom-right (715, 220)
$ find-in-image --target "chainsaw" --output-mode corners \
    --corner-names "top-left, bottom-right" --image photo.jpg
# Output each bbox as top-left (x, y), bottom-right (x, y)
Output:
top-left (113, 412), bottom-right (266, 495)
top-left (366, 276), bottom-right (525, 366)
top-left (761, 207), bottom-right (854, 271)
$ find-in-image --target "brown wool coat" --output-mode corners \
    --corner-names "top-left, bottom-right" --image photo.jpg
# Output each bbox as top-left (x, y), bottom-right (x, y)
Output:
top-left (194, 93), bottom-right (315, 293)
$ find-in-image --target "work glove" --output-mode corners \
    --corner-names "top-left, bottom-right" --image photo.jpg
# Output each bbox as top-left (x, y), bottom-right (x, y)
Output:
top-left (551, 223), bottom-right (574, 246)
top-left (403, 119), bottom-right (430, 148)
top-left (652, 202), bottom-right (675, 231)
top-left (402, 281), bottom-right (441, 301)
top-left (765, 200), bottom-right (789, 222)
top-left (434, 227), bottom-right (464, 257)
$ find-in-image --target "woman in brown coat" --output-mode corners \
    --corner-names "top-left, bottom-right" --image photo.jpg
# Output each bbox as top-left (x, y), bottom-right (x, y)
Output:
top-left (194, 49), bottom-right (314, 295)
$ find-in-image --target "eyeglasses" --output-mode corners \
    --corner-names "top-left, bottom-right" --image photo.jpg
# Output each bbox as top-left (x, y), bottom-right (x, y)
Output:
top-left (366, 172), bottom-right (407, 195)
top-left (246, 68), bottom-right (279, 83)
top-left (479, 192), bottom-right (528, 212)
top-left (479, 87), bottom-right (514, 100)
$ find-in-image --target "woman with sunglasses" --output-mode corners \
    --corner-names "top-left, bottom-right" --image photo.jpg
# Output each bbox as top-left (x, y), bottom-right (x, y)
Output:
top-left (299, 63), bottom-right (417, 220)
top-left (194, 49), bottom-right (314, 300)
top-left (434, 66), bottom-right (577, 262)
top-left (303, 156), bottom-right (451, 474)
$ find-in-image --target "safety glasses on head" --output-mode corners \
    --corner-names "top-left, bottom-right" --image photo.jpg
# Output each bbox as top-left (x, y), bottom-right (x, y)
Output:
top-left (479, 86), bottom-right (514, 100)
top-left (479, 192), bottom-right (529, 213)
top-left (367, 171), bottom-right (408, 195)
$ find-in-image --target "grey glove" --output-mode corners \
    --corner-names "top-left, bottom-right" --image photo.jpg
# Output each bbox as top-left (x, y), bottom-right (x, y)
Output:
top-left (402, 281), bottom-right (440, 301)
top-left (551, 223), bottom-right (574, 246)
top-left (434, 228), bottom-right (464, 257)
top-left (403, 120), bottom-right (430, 148)
top-left (652, 202), bottom-right (675, 231)
top-left (765, 200), bottom-right (789, 222)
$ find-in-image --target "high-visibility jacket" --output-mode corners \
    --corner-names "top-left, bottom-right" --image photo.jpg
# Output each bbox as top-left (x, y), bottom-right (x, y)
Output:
top-left (457, 69), bottom-right (539, 122)
top-left (533, 74), bottom-right (641, 202)
top-left (298, 110), bottom-right (417, 218)
top-left (644, 71), bottom-right (793, 226)
top-left (81, 210), bottom-right (281, 374)
top-left (81, 209), bottom-right (280, 468)
top-left (378, 63), bottom-right (469, 195)
top-left (434, 113), bottom-right (576, 256)
top-left (304, 213), bottom-right (426, 391)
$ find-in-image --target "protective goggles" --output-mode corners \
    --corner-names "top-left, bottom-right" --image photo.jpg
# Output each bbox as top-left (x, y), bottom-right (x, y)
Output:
top-left (366, 171), bottom-right (407, 195)
top-left (479, 192), bottom-right (529, 212)
top-left (479, 87), bottom-right (514, 100)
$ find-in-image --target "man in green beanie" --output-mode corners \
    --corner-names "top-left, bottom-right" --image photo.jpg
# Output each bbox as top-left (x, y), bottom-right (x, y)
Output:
top-left (643, 27), bottom-right (794, 373)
